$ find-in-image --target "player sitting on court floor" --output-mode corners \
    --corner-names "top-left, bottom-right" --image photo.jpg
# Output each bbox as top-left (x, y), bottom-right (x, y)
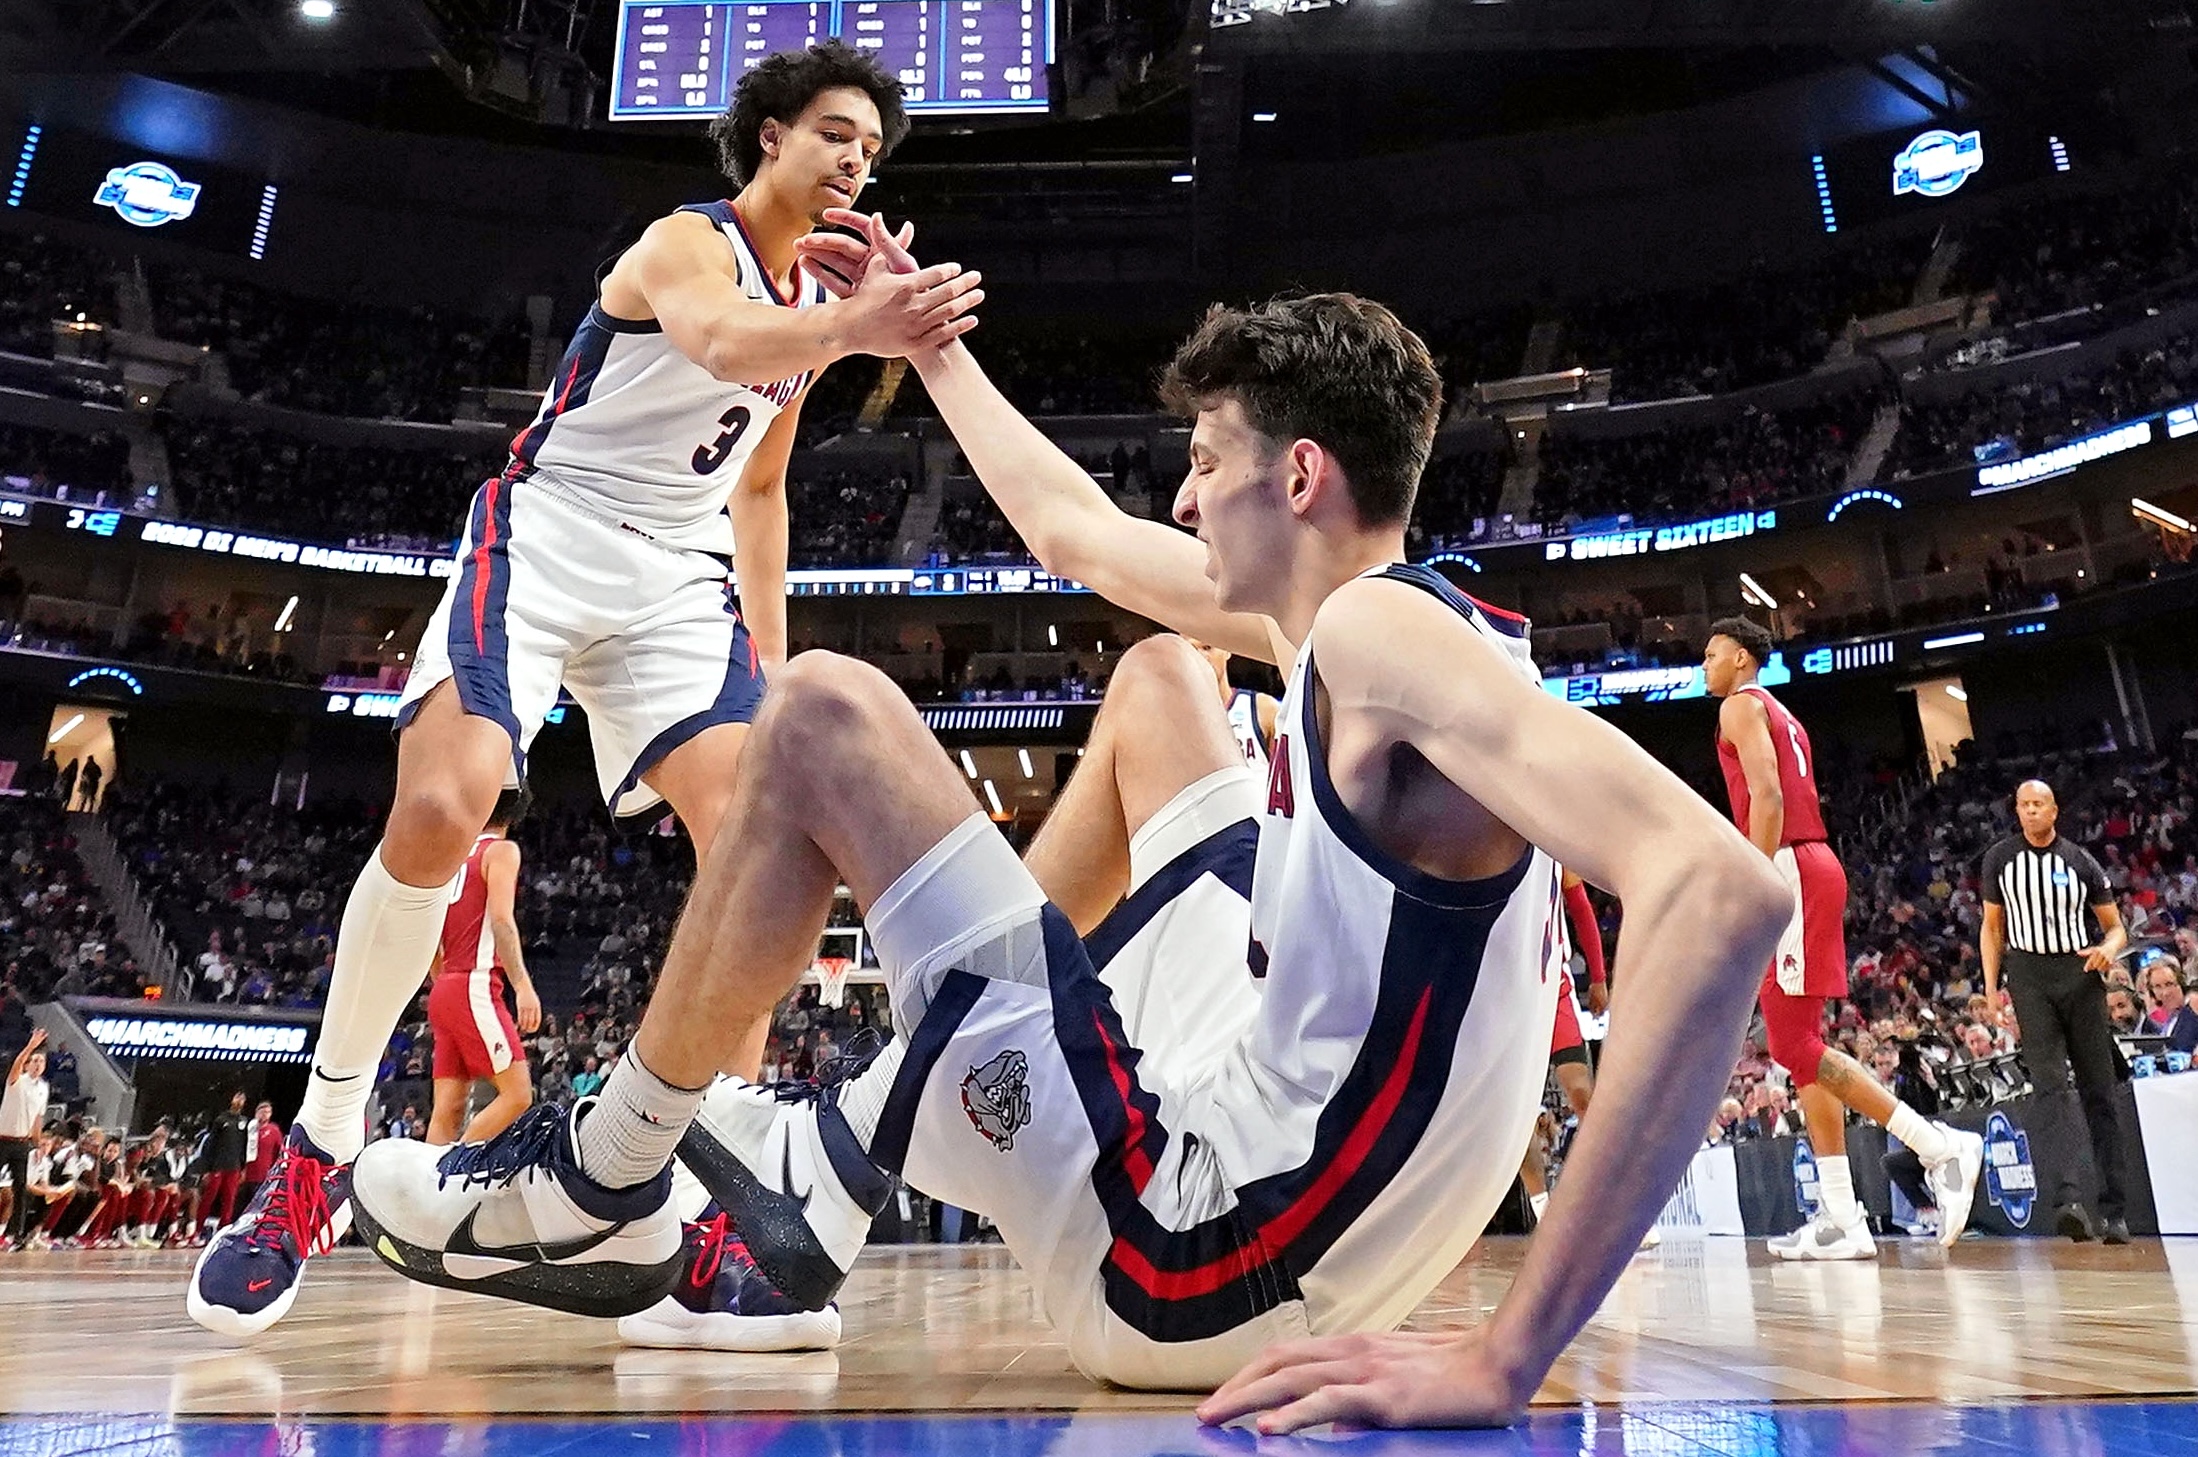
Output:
top-left (347, 259), bottom-right (1791, 1430)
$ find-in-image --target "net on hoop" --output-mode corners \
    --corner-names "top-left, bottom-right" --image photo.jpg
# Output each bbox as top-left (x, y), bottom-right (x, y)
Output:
top-left (813, 956), bottom-right (854, 1009)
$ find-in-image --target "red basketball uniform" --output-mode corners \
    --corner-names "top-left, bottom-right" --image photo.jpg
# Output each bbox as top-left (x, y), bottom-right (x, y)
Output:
top-left (1715, 684), bottom-right (1849, 1000)
top-left (428, 835), bottom-right (521, 1080)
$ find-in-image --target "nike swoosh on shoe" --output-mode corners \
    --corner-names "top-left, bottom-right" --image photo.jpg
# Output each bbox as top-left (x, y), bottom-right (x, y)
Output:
top-left (442, 1207), bottom-right (627, 1279)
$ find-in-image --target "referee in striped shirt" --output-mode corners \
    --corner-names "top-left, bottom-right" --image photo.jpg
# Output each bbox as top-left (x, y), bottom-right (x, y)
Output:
top-left (1980, 779), bottom-right (2131, 1243)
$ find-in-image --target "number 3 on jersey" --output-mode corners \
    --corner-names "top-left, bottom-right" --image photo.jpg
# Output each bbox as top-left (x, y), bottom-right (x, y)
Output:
top-left (691, 404), bottom-right (752, 475)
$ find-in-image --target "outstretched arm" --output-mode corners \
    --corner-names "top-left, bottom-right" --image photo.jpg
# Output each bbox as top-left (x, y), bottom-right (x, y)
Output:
top-left (1200, 579), bottom-right (1787, 1432)
top-left (9, 1027), bottom-right (45, 1082)
top-left (798, 211), bottom-right (1284, 665)
top-left (604, 211), bottom-right (982, 387)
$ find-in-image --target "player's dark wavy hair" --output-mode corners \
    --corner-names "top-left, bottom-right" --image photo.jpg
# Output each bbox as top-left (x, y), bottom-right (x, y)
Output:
top-left (1159, 293), bottom-right (1443, 528)
top-left (1707, 615), bottom-right (1774, 666)
top-left (710, 41), bottom-right (910, 186)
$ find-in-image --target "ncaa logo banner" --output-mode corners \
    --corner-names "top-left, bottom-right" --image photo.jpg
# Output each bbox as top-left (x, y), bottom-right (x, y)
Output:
top-left (94, 161), bottom-right (202, 227)
top-left (1984, 1110), bottom-right (2037, 1229)
top-left (1791, 1138), bottom-right (1821, 1218)
top-left (1893, 129), bottom-right (1984, 198)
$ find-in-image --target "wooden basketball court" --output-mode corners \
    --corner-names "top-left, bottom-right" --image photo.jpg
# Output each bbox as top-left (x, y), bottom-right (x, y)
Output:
top-left (1, 1236), bottom-right (2192, 1418)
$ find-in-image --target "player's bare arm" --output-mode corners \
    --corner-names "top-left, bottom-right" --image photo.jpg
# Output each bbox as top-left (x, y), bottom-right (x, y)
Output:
top-left (1200, 578), bottom-right (1789, 1432)
top-left (728, 383), bottom-right (807, 672)
top-left (797, 208), bottom-right (1281, 664)
top-left (602, 210), bottom-right (981, 385)
top-left (1719, 692), bottom-right (1785, 857)
top-left (483, 840), bottom-right (540, 1035)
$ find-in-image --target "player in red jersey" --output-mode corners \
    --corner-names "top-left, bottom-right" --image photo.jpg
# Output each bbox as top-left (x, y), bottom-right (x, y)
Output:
top-left (1704, 618), bottom-right (1983, 1258)
top-left (424, 787), bottom-right (541, 1147)
top-left (1521, 873), bottom-right (1657, 1250)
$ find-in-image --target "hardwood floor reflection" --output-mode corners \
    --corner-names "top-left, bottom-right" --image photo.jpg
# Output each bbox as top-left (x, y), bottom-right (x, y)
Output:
top-left (0, 1237), bottom-right (2192, 1416)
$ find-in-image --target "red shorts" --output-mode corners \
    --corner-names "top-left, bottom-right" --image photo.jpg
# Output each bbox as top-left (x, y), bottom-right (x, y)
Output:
top-left (428, 969), bottom-right (519, 1081)
top-left (1762, 840), bottom-right (1849, 1000)
top-left (1549, 973), bottom-right (1587, 1064)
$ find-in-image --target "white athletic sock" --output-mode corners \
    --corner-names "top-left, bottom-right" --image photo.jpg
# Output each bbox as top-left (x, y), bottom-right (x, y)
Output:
top-left (577, 1044), bottom-right (708, 1192)
top-left (832, 1037), bottom-right (908, 1152)
top-left (1817, 1155), bottom-right (1861, 1227)
top-left (1529, 1190), bottom-right (1550, 1221)
top-left (1886, 1102), bottom-right (1952, 1165)
top-left (298, 846), bottom-right (454, 1161)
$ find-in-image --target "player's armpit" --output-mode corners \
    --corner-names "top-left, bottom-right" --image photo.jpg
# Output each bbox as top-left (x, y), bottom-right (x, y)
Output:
top-left (1311, 578), bottom-right (1777, 909)
top-left (611, 213), bottom-right (844, 388)
top-left (911, 340), bottom-right (1281, 664)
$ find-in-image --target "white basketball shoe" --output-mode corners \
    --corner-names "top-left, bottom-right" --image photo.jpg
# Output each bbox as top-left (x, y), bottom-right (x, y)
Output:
top-left (1925, 1126), bottom-right (1986, 1248)
top-left (348, 1100), bottom-right (683, 1318)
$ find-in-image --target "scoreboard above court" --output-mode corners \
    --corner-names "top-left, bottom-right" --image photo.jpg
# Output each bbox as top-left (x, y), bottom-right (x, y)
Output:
top-left (609, 0), bottom-right (1054, 121)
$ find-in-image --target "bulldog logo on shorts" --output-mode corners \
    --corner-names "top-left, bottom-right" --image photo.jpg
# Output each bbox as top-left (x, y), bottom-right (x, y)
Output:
top-left (960, 1049), bottom-right (1032, 1152)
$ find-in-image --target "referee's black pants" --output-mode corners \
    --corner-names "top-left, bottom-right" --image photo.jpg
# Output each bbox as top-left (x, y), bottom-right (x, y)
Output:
top-left (2006, 948), bottom-right (2127, 1221)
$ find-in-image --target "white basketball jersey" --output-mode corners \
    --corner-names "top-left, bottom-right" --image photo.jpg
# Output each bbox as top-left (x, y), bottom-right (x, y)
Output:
top-left (1206, 563), bottom-right (1565, 1335)
top-left (509, 201), bottom-right (824, 556)
top-left (1226, 688), bottom-right (1271, 778)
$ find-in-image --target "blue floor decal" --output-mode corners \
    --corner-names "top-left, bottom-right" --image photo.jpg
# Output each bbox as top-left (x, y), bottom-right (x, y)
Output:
top-left (3, 1401), bottom-right (2195, 1457)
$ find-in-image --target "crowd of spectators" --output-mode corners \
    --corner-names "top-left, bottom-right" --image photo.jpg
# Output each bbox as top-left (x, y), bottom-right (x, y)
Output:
top-left (1556, 237), bottom-right (1930, 404)
top-left (1947, 162), bottom-right (2198, 334)
top-left (0, 786), bottom-right (142, 1006)
top-left (0, 421), bottom-right (135, 504)
top-left (150, 266), bottom-right (530, 423)
top-left (787, 462), bottom-right (916, 567)
top-left (161, 417), bottom-right (497, 553)
top-left (1534, 388), bottom-right (1883, 530)
top-left (1409, 448), bottom-right (1508, 553)
top-left (0, 229), bottom-right (115, 358)
top-left (104, 781), bottom-right (369, 1009)
top-left (1892, 330), bottom-right (2198, 478)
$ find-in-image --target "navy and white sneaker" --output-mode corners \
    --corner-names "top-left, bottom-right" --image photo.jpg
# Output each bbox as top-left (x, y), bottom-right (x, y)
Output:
top-left (676, 1036), bottom-right (894, 1313)
top-left (617, 1202), bottom-right (842, 1352)
top-left (348, 1100), bottom-right (683, 1319)
top-left (187, 1126), bottom-right (353, 1338)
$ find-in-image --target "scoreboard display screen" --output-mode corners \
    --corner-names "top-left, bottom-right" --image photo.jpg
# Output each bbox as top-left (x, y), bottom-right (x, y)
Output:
top-left (1811, 119), bottom-right (2073, 234)
top-left (609, 0), bottom-right (1052, 121)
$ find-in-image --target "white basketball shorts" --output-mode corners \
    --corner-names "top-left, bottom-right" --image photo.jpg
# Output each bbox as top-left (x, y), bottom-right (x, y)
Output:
top-left (398, 471), bottom-right (766, 819)
top-left (862, 766), bottom-right (1315, 1390)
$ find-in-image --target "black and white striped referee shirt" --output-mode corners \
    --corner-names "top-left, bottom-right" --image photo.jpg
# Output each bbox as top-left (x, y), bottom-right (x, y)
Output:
top-left (1981, 833), bottom-right (2114, 956)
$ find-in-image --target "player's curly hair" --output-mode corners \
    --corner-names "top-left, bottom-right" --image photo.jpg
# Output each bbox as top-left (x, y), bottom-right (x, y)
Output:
top-left (488, 781), bottom-right (534, 832)
top-left (1159, 293), bottom-right (1443, 528)
top-left (709, 41), bottom-right (910, 186)
top-left (1707, 615), bottom-right (1774, 666)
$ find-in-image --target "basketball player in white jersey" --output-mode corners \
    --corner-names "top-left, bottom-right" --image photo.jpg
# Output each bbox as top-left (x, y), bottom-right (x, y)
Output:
top-left (185, 42), bottom-right (983, 1340)
top-left (424, 788), bottom-right (539, 1147)
top-left (1190, 639), bottom-right (1278, 776)
top-left (347, 246), bottom-right (1792, 1431)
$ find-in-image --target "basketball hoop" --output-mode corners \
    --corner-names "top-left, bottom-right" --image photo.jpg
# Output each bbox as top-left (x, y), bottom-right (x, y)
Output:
top-left (815, 956), bottom-right (854, 1009)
